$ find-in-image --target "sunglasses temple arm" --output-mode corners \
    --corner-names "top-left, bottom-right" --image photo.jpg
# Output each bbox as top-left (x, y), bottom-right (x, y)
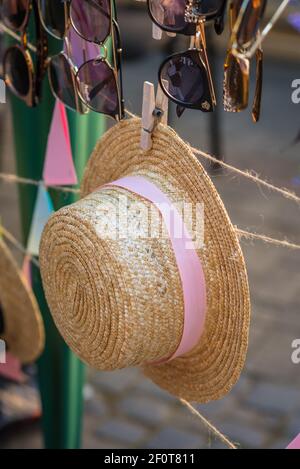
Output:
top-left (214, 0), bottom-right (228, 35)
top-left (112, 15), bottom-right (125, 118)
top-left (33, 0), bottom-right (48, 103)
top-left (245, 0), bottom-right (290, 59)
top-left (230, 0), bottom-right (251, 44)
top-left (252, 46), bottom-right (263, 123)
top-left (198, 23), bottom-right (217, 106)
top-left (63, 35), bottom-right (85, 113)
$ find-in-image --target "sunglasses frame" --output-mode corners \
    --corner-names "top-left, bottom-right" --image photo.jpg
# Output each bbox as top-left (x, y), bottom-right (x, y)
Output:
top-left (48, 47), bottom-right (87, 114)
top-left (147, 0), bottom-right (228, 36)
top-left (37, 0), bottom-right (112, 42)
top-left (76, 18), bottom-right (124, 121)
top-left (2, 0), bottom-right (48, 107)
top-left (37, 0), bottom-right (70, 40)
top-left (158, 21), bottom-right (216, 112)
top-left (0, 0), bottom-right (31, 31)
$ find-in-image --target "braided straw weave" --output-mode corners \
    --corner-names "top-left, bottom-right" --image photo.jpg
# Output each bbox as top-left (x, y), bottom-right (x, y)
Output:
top-left (40, 118), bottom-right (250, 402)
top-left (0, 238), bottom-right (44, 363)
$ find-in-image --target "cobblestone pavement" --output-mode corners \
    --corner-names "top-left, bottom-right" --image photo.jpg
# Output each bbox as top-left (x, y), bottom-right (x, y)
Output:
top-left (1, 7), bottom-right (300, 449)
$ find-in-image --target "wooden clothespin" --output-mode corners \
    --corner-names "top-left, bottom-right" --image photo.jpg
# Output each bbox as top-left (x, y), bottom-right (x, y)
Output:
top-left (152, 22), bottom-right (163, 40)
top-left (141, 81), bottom-right (169, 151)
top-left (152, 23), bottom-right (177, 41)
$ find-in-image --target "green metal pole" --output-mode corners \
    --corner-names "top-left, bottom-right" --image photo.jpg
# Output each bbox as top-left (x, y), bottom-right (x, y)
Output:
top-left (9, 34), bottom-right (105, 448)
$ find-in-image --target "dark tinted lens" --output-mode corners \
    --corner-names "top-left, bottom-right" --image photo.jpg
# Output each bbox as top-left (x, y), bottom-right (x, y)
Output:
top-left (70, 0), bottom-right (111, 43)
top-left (160, 53), bottom-right (204, 105)
top-left (191, 0), bottom-right (225, 17)
top-left (65, 27), bottom-right (99, 69)
top-left (38, 0), bottom-right (66, 39)
top-left (1, 0), bottom-right (29, 30)
top-left (4, 47), bottom-right (30, 97)
top-left (77, 60), bottom-right (119, 117)
top-left (49, 53), bottom-right (78, 111)
top-left (149, 0), bottom-right (186, 30)
top-left (237, 0), bottom-right (266, 48)
top-left (223, 52), bottom-right (249, 111)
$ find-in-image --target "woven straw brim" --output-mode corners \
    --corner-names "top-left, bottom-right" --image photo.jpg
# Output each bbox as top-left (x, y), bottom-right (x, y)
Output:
top-left (80, 118), bottom-right (250, 402)
top-left (0, 238), bottom-right (44, 363)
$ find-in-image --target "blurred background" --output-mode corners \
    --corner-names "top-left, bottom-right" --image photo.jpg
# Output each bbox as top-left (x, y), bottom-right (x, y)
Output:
top-left (0, 0), bottom-right (300, 449)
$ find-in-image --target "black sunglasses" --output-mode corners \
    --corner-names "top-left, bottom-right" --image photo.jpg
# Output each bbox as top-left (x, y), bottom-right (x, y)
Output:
top-left (159, 21), bottom-right (216, 114)
top-left (0, 0), bottom-right (48, 107)
top-left (148, 0), bottom-right (228, 36)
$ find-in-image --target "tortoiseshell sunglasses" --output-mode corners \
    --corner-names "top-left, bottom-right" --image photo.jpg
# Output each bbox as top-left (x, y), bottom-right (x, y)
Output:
top-left (0, 0), bottom-right (48, 107)
top-left (223, 0), bottom-right (265, 122)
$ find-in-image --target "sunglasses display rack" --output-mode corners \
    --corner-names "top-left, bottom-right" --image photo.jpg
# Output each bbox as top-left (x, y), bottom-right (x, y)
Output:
top-left (0, 0), bottom-right (290, 124)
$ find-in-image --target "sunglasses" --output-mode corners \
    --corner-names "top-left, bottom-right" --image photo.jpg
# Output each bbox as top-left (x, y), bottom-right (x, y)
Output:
top-left (231, 0), bottom-right (289, 59)
top-left (0, 0), bottom-right (48, 107)
top-left (38, 0), bottom-right (115, 44)
top-left (147, 0), bottom-right (228, 36)
top-left (223, 0), bottom-right (264, 122)
top-left (230, 0), bottom-right (267, 51)
top-left (47, 0), bottom-right (124, 121)
top-left (159, 21), bottom-right (216, 115)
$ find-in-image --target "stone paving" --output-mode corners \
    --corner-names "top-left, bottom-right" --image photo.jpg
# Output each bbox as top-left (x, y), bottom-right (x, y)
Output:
top-left (1, 6), bottom-right (300, 449)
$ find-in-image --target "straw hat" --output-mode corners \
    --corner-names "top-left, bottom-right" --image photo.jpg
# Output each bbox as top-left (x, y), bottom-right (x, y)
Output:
top-left (40, 118), bottom-right (250, 402)
top-left (0, 238), bottom-right (45, 363)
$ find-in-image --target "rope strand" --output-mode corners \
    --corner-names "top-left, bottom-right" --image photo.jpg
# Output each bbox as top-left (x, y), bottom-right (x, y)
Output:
top-left (237, 228), bottom-right (300, 250)
top-left (180, 399), bottom-right (237, 449)
top-left (192, 146), bottom-right (300, 206)
top-left (0, 172), bottom-right (79, 194)
top-left (0, 226), bottom-right (39, 268)
top-left (125, 109), bottom-right (300, 208)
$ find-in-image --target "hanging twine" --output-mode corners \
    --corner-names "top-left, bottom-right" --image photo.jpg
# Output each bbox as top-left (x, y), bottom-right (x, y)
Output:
top-left (125, 109), bottom-right (300, 208)
top-left (0, 225), bottom-right (39, 268)
top-left (237, 229), bottom-right (300, 250)
top-left (0, 179), bottom-right (299, 251)
top-left (181, 400), bottom-right (238, 449)
top-left (0, 173), bottom-right (79, 194)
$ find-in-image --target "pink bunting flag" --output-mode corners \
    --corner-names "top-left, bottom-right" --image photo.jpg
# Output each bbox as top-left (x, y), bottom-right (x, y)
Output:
top-left (287, 433), bottom-right (300, 449)
top-left (43, 100), bottom-right (78, 186)
top-left (0, 352), bottom-right (25, 383)
top-left (22, 254), bottom-right (32, 287)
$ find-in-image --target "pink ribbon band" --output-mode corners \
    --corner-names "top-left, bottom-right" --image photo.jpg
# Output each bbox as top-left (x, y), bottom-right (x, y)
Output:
top-left (105, 176), bottom-right (206, 362)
